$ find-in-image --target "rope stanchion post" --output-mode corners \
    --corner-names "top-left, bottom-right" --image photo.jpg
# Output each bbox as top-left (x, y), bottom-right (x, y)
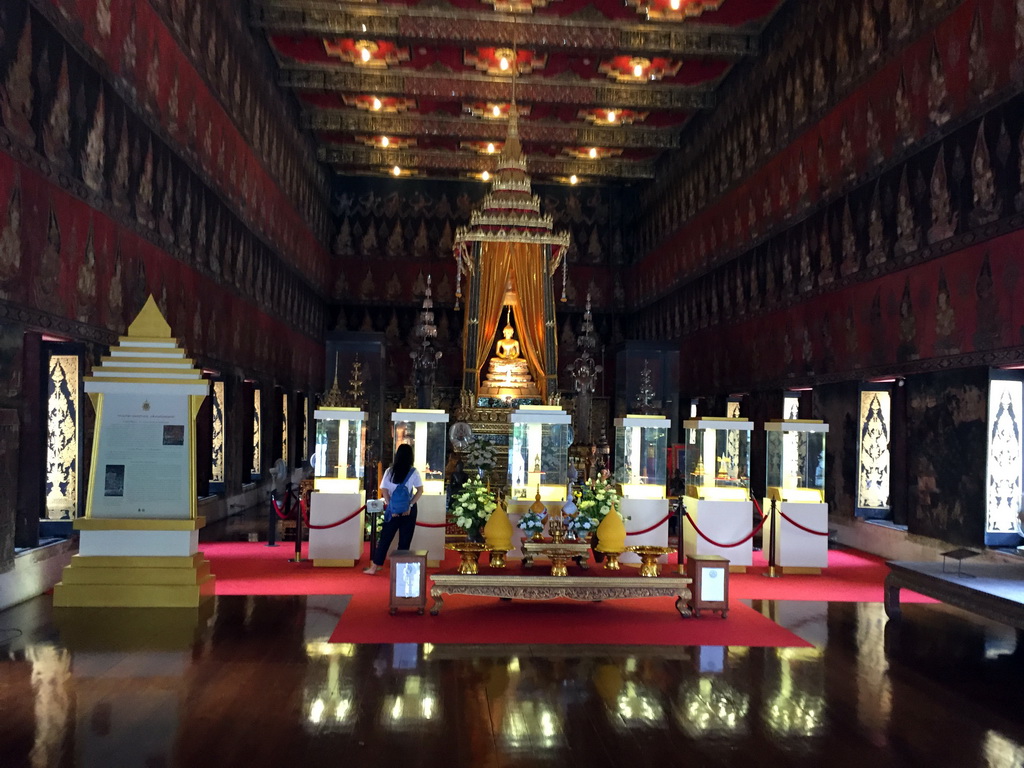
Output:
top-left (293, 488), bottom-right (304, 563)
top-left (764, 497), bottom-right (780, 579)
top-left (266, 490), bottom-right (279, 548)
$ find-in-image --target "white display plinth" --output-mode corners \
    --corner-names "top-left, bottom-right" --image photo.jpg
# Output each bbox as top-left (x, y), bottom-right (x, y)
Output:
top-left (78, 528), bottom-right (199, 558)
top-left (768, 501), bottom-right (829, 570)
top-left (682, 496), bottom-right (754, 568)
top-left (389, 493), bottom-right (446, 566)
top-left (309, 491), bottom-right (366, 567)
top-left (620, 497), bottom-right (670, 564)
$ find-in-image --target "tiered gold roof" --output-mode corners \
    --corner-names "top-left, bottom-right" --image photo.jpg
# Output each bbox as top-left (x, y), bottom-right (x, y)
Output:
top-left (454, 108), bottom-right (570, 267)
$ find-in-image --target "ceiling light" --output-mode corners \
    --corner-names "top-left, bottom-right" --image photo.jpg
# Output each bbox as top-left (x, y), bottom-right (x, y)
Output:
top-left (670, 0), bottom-right (680, 9)
top-left (633, 63), bottom-right (643, 78)
top-left (487, 142), bottom-right (495, 154)
top-left (499, 57), bottom-right (509, 71)
top-left (381, 136), bottom-right (389, 147)
top-left (589, 147), bottom-right (598, 159)
top-left (482, 171), bottom-right (490, 181)
top-left (492, 105), bottom-right (501, 117)
top-left (360, 47), bottom-right (371, 62)
top-left (392, 165), bottom-right (401, 176)
top-left (570, 174), bottom-right (578, 185)
top-left (372, 97), bottom-right (382, 111)
top-left (607, 110), bottom-right (616, 123)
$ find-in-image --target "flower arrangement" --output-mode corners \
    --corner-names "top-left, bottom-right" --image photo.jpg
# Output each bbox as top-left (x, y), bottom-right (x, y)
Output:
top-left (450, 476), bottom-right (498, 539)
top-left (576, 479), bottom-right (621, 528)
top-left (517, 507), bottom-right (546, 538)
top-left (565, 512), bottom-right (598, 537)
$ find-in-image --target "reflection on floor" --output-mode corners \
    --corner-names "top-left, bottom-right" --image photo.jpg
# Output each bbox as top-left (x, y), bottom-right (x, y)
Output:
top-left (0, 510), bottom-right (1022, 767)
top-left (2, 593), bottom-right (1023, 765)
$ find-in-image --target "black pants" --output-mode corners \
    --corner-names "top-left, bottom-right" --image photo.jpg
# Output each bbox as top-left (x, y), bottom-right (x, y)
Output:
top-left (370, 503), bottom-right (418, 566)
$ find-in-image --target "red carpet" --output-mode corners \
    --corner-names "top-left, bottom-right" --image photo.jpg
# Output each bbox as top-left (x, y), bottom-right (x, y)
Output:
top-left (202, 541), bottom-right (933, 604)
top-left (729, 549), bottom-right (936, 603)
top-left (198, 541), bottom-right (936, 648)
top-left (327, 591), bottom-right (809, 647)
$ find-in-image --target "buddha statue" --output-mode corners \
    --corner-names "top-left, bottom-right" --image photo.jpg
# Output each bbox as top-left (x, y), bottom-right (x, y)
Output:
top-left (479, 309), bottom-right (540, 399)
top-left (496, 322), bottom-right (521, 360)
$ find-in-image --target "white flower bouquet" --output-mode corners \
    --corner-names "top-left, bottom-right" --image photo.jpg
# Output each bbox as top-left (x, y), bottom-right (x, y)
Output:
top-left (576, 479), bottom-right (621, 528)
top-left (449, 476), bottom-right (497, 539)
top-left (517, 508), bottom-right (546, 537)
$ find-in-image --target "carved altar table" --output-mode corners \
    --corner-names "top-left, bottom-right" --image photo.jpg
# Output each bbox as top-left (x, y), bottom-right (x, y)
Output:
top-left (429, 574), bottom-right (693, 617)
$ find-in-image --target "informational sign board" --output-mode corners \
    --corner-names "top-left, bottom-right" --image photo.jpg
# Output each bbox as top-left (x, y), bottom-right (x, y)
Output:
top-left (92, 393), bottom-right (191, 519)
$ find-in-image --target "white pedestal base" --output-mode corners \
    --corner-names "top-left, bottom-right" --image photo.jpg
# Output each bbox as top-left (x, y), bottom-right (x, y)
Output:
top-left (768, 501), bottom-right (829, 569)
top-left (620, 497), bottom-right (670, 564)
top-left (682, 496), bottom-right (754, 568)
top-left (309, 491), bottom-right (366, 567)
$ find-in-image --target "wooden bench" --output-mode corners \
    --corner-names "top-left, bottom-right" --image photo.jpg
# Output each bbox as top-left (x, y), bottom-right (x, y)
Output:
top-left (429, 573), bottom-right (693, 617)
top-left (884, 560), bottom-right (1024, 630)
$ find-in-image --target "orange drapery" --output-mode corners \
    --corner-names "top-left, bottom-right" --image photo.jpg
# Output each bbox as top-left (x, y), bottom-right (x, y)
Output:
top-left (471, 241), bottom-right (549, 401)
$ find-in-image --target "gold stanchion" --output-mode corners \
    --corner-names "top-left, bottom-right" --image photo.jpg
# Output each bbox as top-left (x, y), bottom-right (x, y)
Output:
top-left (763, 497), bottom-right (780, 578)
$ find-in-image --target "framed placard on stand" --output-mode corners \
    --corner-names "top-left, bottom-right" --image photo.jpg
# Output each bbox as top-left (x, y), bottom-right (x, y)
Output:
top-left (686, 554), bottom-right (730, 618)
top-left (389, 549), bottom-right (428, 615)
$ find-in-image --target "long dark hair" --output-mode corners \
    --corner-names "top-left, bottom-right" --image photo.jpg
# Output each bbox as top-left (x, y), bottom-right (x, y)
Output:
top-left (390, 443), bottom-right (414, 484)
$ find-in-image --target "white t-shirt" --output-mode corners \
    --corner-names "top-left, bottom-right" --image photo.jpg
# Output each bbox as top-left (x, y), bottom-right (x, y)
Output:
top-left (380, 467), bottom-right (423, 495)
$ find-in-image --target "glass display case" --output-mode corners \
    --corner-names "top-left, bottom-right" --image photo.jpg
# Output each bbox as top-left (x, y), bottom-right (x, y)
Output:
top-left (765, 420), bottom-right (828, 502)
top-left (313, 407), bottom-right (367, 494)
top-left (508, 405), bottom-right (571, 501)
top-left (683, 418), bottom-right (753, 500)
top-left (391, 409), bottom-right (449, 495)
top-left (614, 415), bottom-right (670, 499)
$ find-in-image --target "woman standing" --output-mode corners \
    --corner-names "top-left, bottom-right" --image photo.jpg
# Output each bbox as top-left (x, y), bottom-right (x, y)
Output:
top-left (363, 443), bottom-right (423, 574)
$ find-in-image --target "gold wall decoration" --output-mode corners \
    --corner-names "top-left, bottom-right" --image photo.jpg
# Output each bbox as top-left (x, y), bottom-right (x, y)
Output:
top-left (211, 381), bottom-right (225, 483)
top-left (281, 392), bottom-right (289, 466)
top-left (252, 388), bottom-right (262, 475)
top-left (300, 393), bottom-right (309, 465)
top-left (986, 378), bottom-right (1023, 537)
top-left (856, 389), bottom-right (891, 512)
top-left (45, 354), bottom-right (80, 520)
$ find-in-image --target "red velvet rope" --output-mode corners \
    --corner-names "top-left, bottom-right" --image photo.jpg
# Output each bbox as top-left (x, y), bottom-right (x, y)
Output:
top-left (625, 512), bottom-right (674, 536)
top-left (683, 511), bottom-right (768, 548)
top-left (415, 521), bottom-right (448, 528)
top-left (300, 497), bottom-right (367, 530)
top-left (270, 496), bottom-right (293, 522)
top-left (777, 508), bottom-right (830, 536)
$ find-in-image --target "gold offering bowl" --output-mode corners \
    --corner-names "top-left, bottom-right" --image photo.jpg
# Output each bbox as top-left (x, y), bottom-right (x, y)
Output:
top-left (446, 542), bottom-right (490, 575)
top-left (626, 545), bottom-right (676, 578)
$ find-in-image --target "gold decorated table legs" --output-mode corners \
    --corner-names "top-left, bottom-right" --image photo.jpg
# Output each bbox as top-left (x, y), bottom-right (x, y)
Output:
top-left (488, 548), bottom-right (511, 568)
top-left (626, 545), bottom-right (676, 577)
top-left (602, 552), bottom-right (622, 570)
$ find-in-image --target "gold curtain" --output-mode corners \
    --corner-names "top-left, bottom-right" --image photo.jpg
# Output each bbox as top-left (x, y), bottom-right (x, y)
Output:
top-left (473, 241), bottom-right (514, 391)
top-left (471, 241), bottom-right (549, 401)
top-left (508, 242), bottom-right (548, 401)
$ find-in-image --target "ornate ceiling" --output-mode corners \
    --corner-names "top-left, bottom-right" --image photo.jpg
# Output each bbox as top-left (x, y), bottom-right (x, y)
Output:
top-left (251, 0), bottom-right (788, 185)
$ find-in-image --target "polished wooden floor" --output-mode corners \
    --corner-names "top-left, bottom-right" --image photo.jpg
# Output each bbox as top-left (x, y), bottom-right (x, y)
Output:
top-left (2, 520), bottom-right (1023, 767)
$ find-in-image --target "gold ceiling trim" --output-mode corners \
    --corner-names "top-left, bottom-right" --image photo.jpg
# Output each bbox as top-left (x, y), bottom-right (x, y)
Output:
top-left (305, 110), bottom-right (679, 149)
top-left (281, 65), bottom-right (714, 110)
top-left (319, 146), bottom-right (656, 179)
top-left (252, 1), bottom-right (757, 57)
